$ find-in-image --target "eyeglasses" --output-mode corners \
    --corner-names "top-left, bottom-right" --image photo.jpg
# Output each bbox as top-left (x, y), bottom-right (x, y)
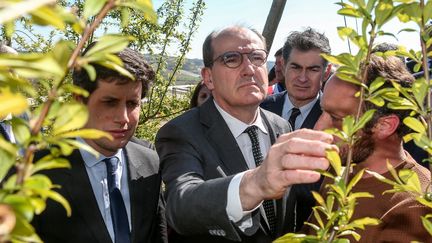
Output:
top-left (210, 49), bottom-right (268, 69)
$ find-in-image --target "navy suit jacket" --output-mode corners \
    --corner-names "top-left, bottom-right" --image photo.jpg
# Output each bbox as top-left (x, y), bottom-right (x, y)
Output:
top-left (260, 91), bottom-right (323, 232)
top-left (32, 140), bottom-right (167, 243)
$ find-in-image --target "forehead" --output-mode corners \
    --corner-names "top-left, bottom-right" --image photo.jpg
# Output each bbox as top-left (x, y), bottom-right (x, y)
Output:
top-left (212, 27), bottom-right (265, 54)
top-left (95, 79), bottom-right (142, 95)
top-left (321, 76), bottom-right (359, 113)
top-left (287, 48), bottom-right (324, 66)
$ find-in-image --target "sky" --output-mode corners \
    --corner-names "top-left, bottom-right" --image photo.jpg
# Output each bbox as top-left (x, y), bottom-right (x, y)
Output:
top-left (153, 0), bottom-right (421, 61)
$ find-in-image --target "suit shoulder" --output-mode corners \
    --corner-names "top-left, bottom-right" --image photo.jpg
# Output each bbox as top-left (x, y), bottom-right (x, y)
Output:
top-left (261, 91), bottom-right (285, 106)
top-left (261, 108), bottom-right (291, 133)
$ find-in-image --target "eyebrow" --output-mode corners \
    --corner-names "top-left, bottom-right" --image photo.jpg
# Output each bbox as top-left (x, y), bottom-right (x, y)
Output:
top-left (289, 62), bottom-right (322, 69)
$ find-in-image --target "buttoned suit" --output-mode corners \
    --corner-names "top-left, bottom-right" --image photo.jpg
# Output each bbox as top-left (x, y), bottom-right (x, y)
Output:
top-left (156, 98), bottom-right (292, 243)
top-left (260, 91), bottom-right (323, 232)
top-left (32, 140), bottom-right (167, 243)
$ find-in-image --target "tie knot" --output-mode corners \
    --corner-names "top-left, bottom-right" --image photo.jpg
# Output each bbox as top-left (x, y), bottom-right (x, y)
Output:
top-left (291, 107), bottom-right (300, 116)
top-left (288, 107), bottom-right (301, 130)
top-left (103, 157), bottom-right (119, 175)
top-left (244, 125), bottom-right (259, 136)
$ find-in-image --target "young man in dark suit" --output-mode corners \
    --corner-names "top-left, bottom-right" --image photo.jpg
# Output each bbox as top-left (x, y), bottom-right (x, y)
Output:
top-left (32, 45), bottom-right (167, 243)
top-left (260, 27), bottom-right (332, 232)
top-left (156, 25), bottom-right (335, 242)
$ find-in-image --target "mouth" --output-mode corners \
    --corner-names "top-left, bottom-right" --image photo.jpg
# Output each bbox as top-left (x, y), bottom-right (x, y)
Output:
top-left (108, 129), bottom-right (129, 139)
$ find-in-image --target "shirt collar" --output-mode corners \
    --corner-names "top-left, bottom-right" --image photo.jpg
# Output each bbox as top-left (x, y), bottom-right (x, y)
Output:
top-left (77, 137), bottom-right (123, 168)
top-left (213, 100), bottom-right (268, 138)
top-left (285, 92), bottom-right (321, 114)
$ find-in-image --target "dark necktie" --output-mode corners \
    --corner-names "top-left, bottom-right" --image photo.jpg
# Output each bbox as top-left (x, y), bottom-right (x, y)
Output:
top-left (104, 157), bottom-right (131, 243)
top-left (0, 123), bottom-right (10, 141)
top-left (288, 108), bottom-right (301, 130)
top-left (244, 126), bottom-right (276, 235)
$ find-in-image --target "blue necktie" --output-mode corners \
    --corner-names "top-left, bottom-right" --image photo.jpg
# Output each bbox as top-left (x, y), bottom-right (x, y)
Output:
top-left (104, 157), bottom-right (131, 243)
top-left (244, 126), bottom-right (276, 235)
top-left (0, 123), bottom-right (10, 141)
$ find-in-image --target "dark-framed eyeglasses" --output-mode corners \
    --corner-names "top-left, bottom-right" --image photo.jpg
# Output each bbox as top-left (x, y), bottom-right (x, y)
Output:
top-left (210, 49), bottom-right (268, 69)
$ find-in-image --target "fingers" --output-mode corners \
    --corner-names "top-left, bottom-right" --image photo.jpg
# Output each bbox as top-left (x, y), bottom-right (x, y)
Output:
top-left (280, 153), bottom-right (329, 171)
top-left (280, 169), bottom-right (322, 185)
top-left (274, 136), bottom-right (337, 158)
top-left (278, 128), bottom-right (334, 144)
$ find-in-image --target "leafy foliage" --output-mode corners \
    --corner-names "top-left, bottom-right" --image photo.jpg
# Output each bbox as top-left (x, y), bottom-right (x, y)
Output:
top-left (277, 0), bottom-right (432, 242)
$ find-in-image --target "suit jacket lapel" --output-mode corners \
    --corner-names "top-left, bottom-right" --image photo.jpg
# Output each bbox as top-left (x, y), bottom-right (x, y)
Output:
top-left (200, 99), bottom-right (249, 176)
top-left (66, 150), bottom-right (112, 243)
top-left (261, 109), bottom-right (293, 236)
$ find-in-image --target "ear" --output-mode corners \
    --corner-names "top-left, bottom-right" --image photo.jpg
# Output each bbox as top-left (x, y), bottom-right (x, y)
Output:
top-left (201, 67), bottom-right (214, 90)
top-left (373, 114), bottom-right (400, 139)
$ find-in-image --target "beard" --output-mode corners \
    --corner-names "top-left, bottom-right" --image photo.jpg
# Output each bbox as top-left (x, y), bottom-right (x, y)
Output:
top-left (339, 130), bottom-right (375, 165)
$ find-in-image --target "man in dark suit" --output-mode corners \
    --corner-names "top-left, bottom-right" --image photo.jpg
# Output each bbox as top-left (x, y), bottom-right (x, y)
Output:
top-left (32, 45), bottom-right (167, 243)
top-left (156, 25), bottom-right (335, 242)
top-left (260, 27), bottom-right (332, 232)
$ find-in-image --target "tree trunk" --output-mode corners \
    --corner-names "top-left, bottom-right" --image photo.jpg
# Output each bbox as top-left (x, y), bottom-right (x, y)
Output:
top-left (262, 0), bottom-right (287, 52)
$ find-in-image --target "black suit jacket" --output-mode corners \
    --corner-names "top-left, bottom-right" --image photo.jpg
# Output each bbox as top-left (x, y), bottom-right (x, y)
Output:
top-left (260, 91), bottom-right (323, 232)
top-left (156, 98), bottom-right (292, 243)
top-left (32, 140), bottom-right (167, 243)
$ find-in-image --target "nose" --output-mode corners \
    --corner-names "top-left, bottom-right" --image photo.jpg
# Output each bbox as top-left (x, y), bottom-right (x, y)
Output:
top-left (297, 69), bottom-right (308, 82)
top-left (240, 55), bottom-right (256, 77)
top-left (314, 112), bottom-right (331, 131)
top-left (114, 104), bottom-right (129, 125)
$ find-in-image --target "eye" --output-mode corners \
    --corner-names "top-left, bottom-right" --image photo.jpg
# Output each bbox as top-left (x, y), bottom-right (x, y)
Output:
top-left (223, 52), bottom-right (241, 64)
top-left (127, 101), bottom-right (140, 108)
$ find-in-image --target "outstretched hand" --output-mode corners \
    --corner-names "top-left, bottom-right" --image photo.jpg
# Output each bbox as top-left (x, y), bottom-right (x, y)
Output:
top-left (239, 128), bottom-right (336, 210)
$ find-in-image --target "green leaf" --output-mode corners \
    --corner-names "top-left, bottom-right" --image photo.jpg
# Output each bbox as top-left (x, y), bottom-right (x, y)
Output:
top-left (347, 169), bottom-right (365, 193)
top-left (52, 102), bottom-right (88, 135)
top-left (46, 190), bottom-right (71, 217)
top-left (421, 215), bottom-right (432, 236)
top-left (399, 169), bottom-right (422, 193)
top-left (311, 191), bottom-right (325, 206)
top-left (119, 0), bottom-right (157, 24)
top-left (342, 115), bottom-right (355, 137)
top-left (369, 77), bottom-right (385, 93)
top-left (403, 117), bottom-right (426, 133)
top-left (353, 109), bottom-right (375, 133)
top-left (375, 0), bottom-right (393, 27)
top-left (31, 157), bottom-right (70, 174)
top-left (412, 77), bottom-right (428, 109)
top-left (82, 64), bottom-right (97, 81)
top-left (3, 195), bottom-right (33, 222)
top-left (326, 150), bottom-right (342, 176)
top-left (84, 35), bottom-right (134, 57)
top-left (54, 128), bottom-right (112, 140)
top-left (83, 0), bottom-right (108, 19)
top-left (10, 117), bottom-right (30, 145)
top-left (0, 89), bottom-right (28, 119)
top-left (65, 139), bottom-right (101, 158)
top-left (31, 6), bottom-right (65, 30)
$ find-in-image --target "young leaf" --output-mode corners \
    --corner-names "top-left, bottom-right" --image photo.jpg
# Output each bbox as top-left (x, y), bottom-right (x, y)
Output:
top-left (83, 0), bottom-right (108, 19)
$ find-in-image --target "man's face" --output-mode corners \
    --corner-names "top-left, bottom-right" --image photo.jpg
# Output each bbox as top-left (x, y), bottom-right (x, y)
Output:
top-left (202, 28), bottom-right (268, 112)
top-left (284, 48), bottom-right (326, 107)
top-left (274, 54), bottom-right (284, 82)
top-left (314, 76), bottom-right (374, 164)
top-left (83, 80), bottom-right (142, 156)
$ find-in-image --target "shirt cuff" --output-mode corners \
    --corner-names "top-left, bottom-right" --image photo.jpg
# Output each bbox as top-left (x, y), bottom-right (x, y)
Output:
top-left (226, 171), bottom-right (261, 222)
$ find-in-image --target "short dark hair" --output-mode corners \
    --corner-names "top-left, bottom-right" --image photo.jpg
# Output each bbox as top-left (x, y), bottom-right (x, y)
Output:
top-left (282, 27), bottom-right (331, 66)
top-left (202, 25), bottom-right (266, 68)
top-left (72, 43), bottom-right (155, 99)
top-left (274, 47), bottom-right (283, 57)
top-left (362, 54), bottom-right (415, 137)
top-left (371, 42), bottom-right (405, 63)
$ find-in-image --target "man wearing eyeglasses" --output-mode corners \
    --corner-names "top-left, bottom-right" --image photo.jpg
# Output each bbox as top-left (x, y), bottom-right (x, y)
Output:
top-left (156, 25), bottom-right (334, 243)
